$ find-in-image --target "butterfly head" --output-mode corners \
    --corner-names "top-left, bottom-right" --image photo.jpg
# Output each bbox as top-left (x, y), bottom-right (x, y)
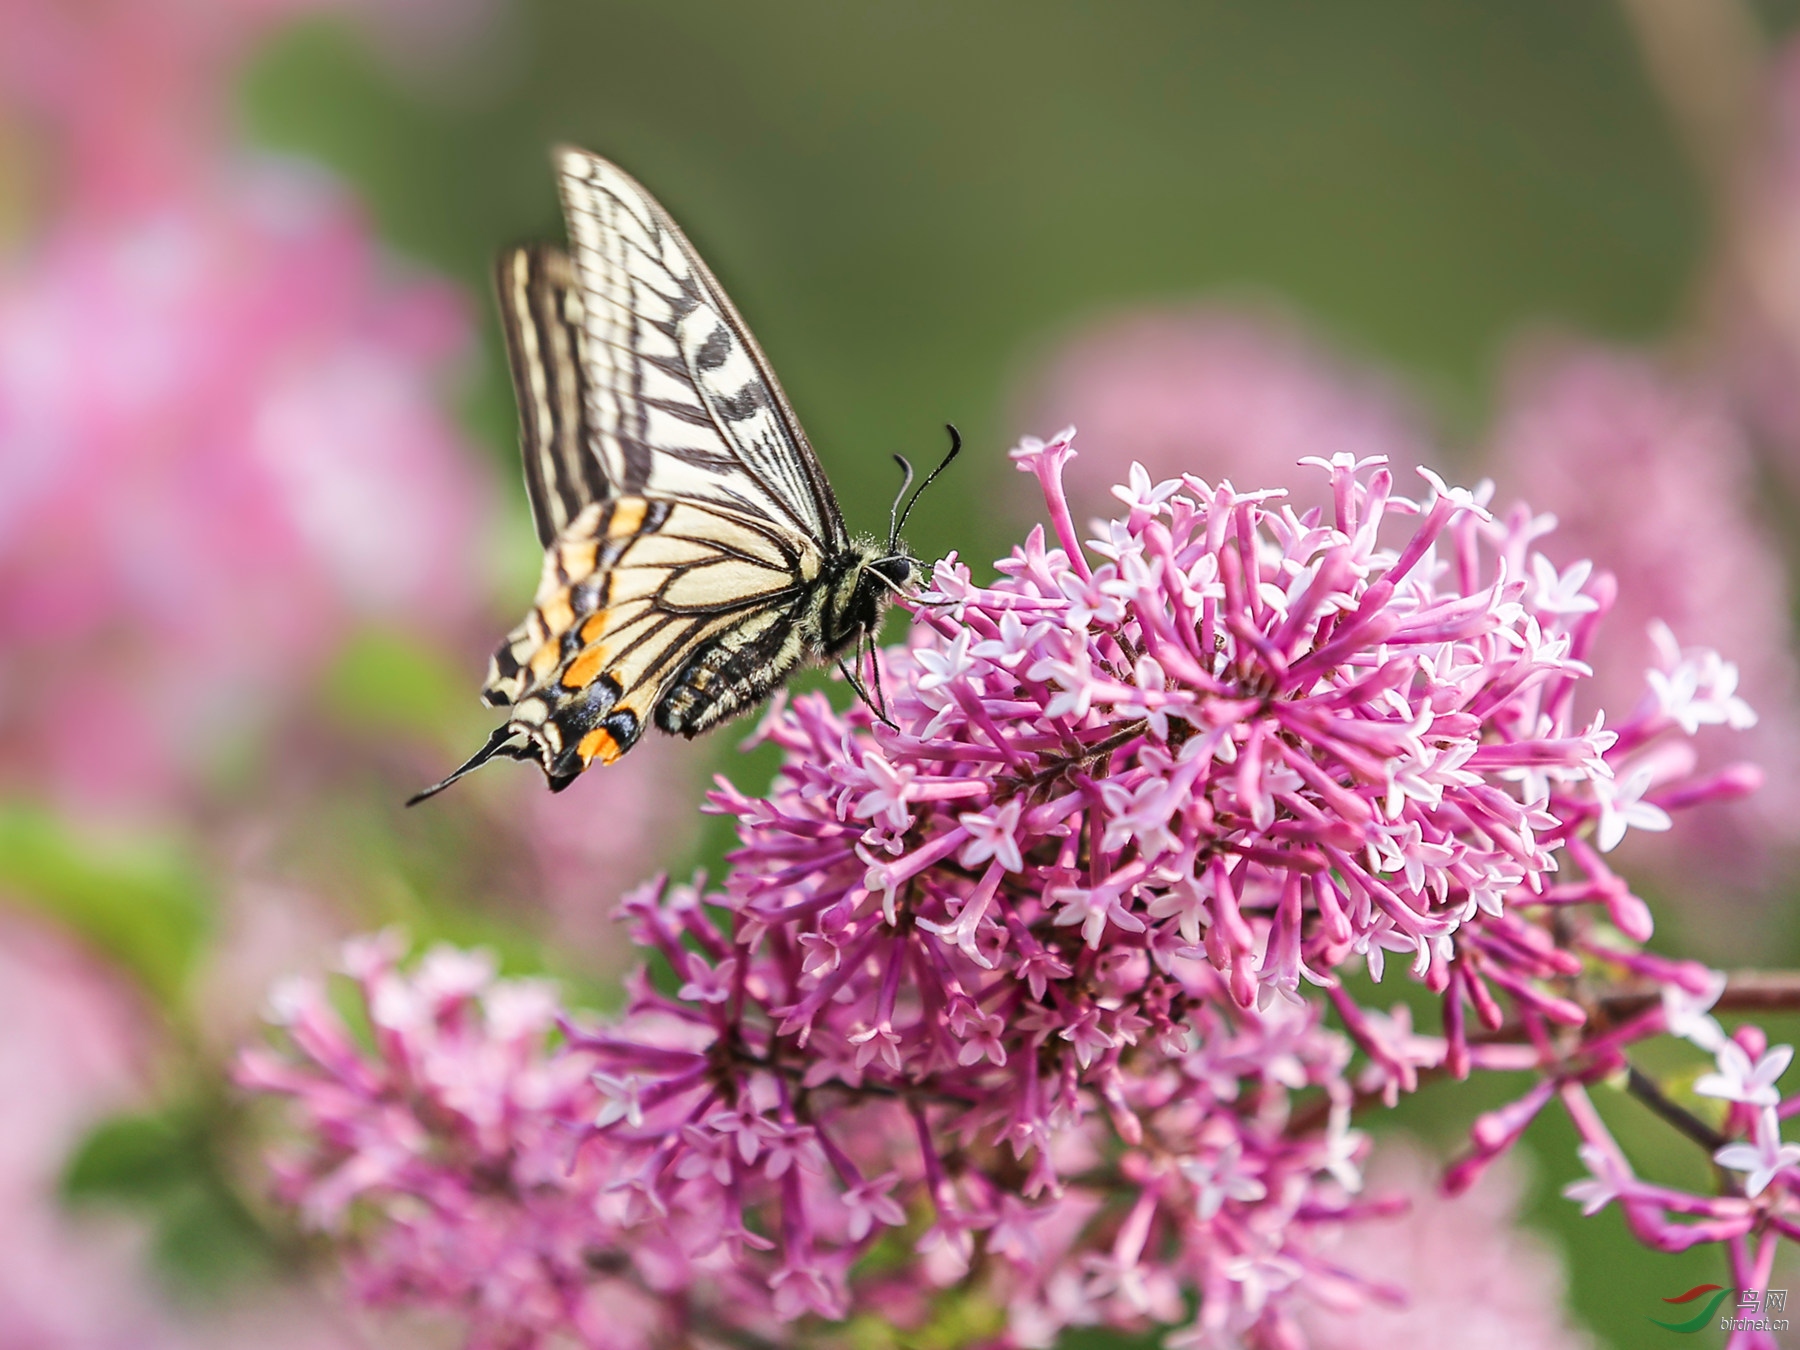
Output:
top-left (821, 546), bottom-right (915, 653)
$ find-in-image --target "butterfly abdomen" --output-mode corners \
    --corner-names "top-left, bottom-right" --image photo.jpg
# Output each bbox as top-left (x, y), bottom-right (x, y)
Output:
top-left (654, 547), bottom-right (907, 739)
top-left (655, 603), bottom-right (810, 737)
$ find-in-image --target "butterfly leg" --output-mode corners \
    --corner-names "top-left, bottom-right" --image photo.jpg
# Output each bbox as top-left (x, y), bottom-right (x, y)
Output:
top-left (837, 652), bottom-right (896, 730)
top-left (866, 631), bottom-right (893, 724)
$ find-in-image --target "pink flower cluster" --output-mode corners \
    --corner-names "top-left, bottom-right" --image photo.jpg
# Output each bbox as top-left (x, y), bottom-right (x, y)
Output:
top-left (0, 164), bottom-right (491, 812)
top-left (0, 0), bottom-right (498, 814)
top-left (236, 932), bottom-right (726, 1349)
top-left (247, 439), bottom-right (1761, 1347)
top-left (1021, 312), bottom-right (1800, 912)
top-left (1486, 345), bottom-right (1800, 886)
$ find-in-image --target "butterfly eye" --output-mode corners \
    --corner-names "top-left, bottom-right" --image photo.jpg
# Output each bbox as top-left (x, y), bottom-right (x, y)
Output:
top-left (873, 557), bottom-right (915, 588)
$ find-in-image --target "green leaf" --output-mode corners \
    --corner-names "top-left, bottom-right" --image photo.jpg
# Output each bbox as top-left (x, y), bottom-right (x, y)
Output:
top-left (62, 1104), bottom-right (277, 1295)
top-left (148, 1183), bottom-right (274, 1293)
top-left (0, 803), bottom-right (211, 1007)
top-left (62, 1112), bottom-right (190, 1204)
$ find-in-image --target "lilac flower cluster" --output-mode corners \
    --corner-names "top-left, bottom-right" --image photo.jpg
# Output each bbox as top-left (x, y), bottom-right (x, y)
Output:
top-left (246, 439), bottom-right (1762, 1347)
top-left (237, 933), bottom-right (709, 1350)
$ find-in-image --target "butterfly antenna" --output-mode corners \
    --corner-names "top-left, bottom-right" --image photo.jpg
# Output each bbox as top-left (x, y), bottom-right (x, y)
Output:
top-left (886, 454), bottom-right (917, 554)
top-left (889, 423), bottom-right (962, 550)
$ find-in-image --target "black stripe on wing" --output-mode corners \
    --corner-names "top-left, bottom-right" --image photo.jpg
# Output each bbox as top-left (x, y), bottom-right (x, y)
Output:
top-left (495, 246), bottom-right (610, 547)
top-left (553, 146), bottom-right (851, 552)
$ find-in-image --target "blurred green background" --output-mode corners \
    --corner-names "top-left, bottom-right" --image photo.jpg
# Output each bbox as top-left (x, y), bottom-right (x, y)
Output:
top-left (32, 0), bottom-right (1800, 1343)
top-left (246, 0), bottom-right (1732, 572)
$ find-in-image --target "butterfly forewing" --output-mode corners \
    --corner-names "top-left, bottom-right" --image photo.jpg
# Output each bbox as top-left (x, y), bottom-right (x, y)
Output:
top-left (554, 148), bottom-right (848, 549)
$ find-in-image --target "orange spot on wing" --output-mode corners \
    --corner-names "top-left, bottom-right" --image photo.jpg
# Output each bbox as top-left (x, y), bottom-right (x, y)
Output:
top-left (539, 592), bottom-right (574, 635)
top-left (562, 645), bottom-right (610, 690)
top-left (608, 498), bottom-right (648, 539)
top-left (559, 539), bottom-right (598, 582)
top-left (577, 726), bottom-right (623, 765)
top-left (528, 642), bottom-right (561, 677)
top-left (579, 609), bottom-right (610, 643)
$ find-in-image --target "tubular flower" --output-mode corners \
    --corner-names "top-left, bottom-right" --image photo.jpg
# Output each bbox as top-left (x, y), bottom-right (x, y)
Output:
top-left (248, 438), bottom-right (1757, 1348)
top-left (573, 437), bottom-right (1752, 1346)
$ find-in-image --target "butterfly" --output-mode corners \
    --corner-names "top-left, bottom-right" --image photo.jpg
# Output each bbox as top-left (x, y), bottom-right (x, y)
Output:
top-left (410, 147), bottom-right (956, 803)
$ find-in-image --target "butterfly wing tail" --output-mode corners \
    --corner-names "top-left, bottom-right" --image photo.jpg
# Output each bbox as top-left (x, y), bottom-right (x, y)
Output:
top-left (405, 726), bottom-right (536, 806)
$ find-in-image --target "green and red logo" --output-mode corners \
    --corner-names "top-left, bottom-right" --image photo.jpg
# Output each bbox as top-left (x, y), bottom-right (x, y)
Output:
top-left (1650, 1284), bottom-right (1731, 1334)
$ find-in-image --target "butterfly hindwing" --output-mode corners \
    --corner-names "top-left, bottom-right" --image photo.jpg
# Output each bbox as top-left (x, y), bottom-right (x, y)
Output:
top-left (431, 495), bottom-right (825, 794)
top-left (495, 245), bottom-right (608, 546)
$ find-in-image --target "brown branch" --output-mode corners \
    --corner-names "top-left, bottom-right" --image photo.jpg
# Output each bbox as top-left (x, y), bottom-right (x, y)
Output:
top-left (1593, 970), bottom-right (1800, 1023)
top-left (1465, 970), bottom-right (1800, 1047)
top-left (1293, 971), bottom-right (1800, 1137)
top-left (1624, 1062), bottom-right (1727, 1153)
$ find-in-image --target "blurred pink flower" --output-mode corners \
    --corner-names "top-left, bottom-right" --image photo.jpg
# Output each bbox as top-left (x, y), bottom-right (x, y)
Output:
top-left (0, 0), bottom-right (508, 814)
top-left (238, 933), bottom-right (709, 1350)
top-left (0, 907), bottom-right (148, 1193)
top-left (1014, 306), bottom-right (1440, 522)
top-left (0, 160), bottom-right (493, 812)
top-left (0, 905), bottom-right (405, 1347)
top-left (0, 908), bottom-right (164, 1345)
top-left (0, 0), bottom-right (508, 217)
top-left (0, 0), bottom-right (340, 215)
top-left (1484, 345), bottom-right (1800, 893)
top-left (1300, 1142), bottom-right (1590, 1350)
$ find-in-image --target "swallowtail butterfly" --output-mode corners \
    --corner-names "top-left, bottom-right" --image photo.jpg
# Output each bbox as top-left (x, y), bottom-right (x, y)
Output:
top-left (411, 147), bottom-right (953, 801)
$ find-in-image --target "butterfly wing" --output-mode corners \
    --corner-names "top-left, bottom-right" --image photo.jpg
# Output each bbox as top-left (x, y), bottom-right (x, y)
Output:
top-left (410, 149), bottom-right (853, 802)
top-left (494, 245), bottom-right (607, 547)
top-left (552, 145), bottom-right (850, 551)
